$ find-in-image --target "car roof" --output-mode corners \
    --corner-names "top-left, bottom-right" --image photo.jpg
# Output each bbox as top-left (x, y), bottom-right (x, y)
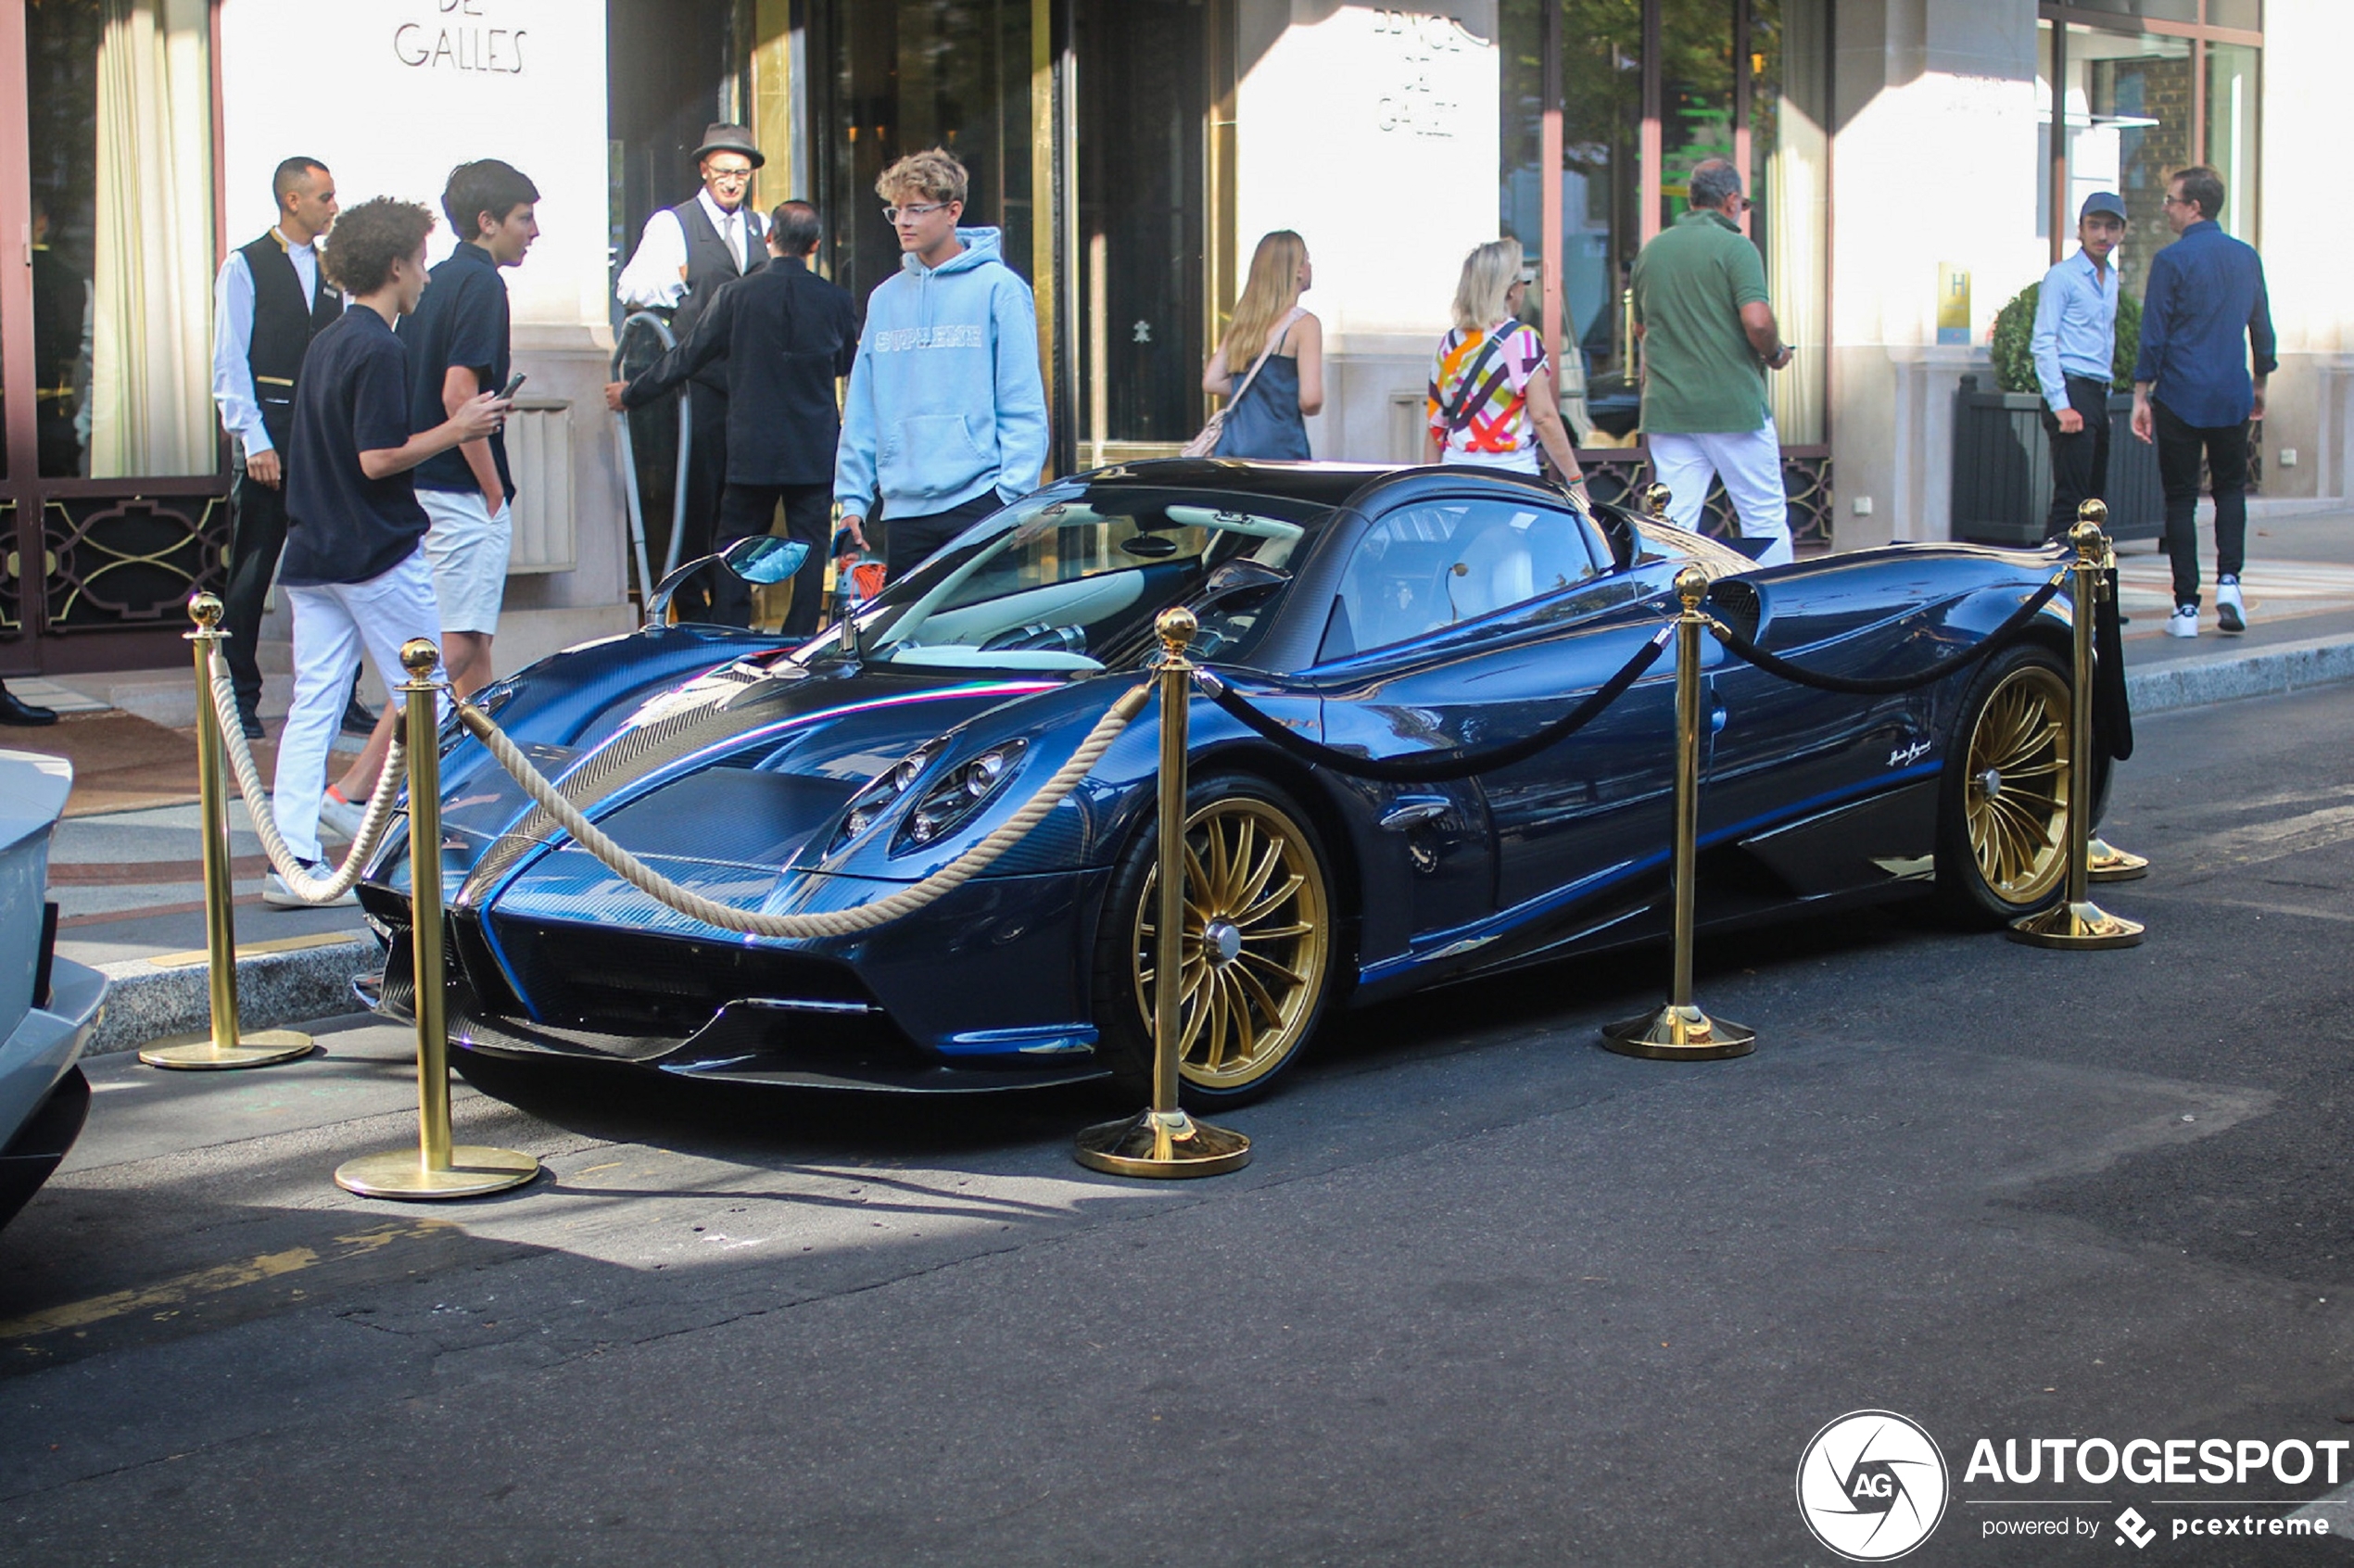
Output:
top-left (1067, 458), bottom-right (1403, 511)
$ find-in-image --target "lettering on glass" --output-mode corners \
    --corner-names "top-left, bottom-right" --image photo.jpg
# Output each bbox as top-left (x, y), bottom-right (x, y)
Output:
top-left (1370, 11), bottom-right (1479, 139)
top-left (394, 0), bottom-right (528, 75)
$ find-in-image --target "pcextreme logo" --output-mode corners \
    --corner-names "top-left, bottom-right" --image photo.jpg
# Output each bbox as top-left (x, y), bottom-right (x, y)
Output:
top-left (1797, 1410), bottom-right (1952, 1561)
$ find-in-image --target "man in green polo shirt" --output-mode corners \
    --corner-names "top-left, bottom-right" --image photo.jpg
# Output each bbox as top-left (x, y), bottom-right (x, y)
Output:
top-left (1630, 158), bottom-right (1796, 565)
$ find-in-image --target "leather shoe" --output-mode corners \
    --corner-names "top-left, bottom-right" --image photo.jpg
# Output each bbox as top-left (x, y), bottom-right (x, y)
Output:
top-left (0, 686), bottom-right (58, 727)
top-left (340, 694), bottom-right (377, 735)
top-left (237, 707), bottom-right (265, 741)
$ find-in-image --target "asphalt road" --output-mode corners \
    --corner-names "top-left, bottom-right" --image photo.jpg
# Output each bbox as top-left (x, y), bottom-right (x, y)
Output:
top-left (6, 681), bottom-right (2354, 1567)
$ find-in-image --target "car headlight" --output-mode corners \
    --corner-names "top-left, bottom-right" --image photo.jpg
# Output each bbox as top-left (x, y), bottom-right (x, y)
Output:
top-left (829, 739), bottom-right (948, 852)
top-left (892, 741), bottom-right (1028, 854)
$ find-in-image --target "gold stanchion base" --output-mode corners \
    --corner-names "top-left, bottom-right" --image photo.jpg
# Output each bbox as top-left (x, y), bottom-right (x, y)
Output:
top-left (2085, 838), bottom-right (2150, 883)
top-left (1600, 1004), bottom-right (1756, 1060)
top-left (139, 1028), bottom-right (314, 1070)
top-left (2006, 898), bottom-right (2145, 949)
top-left (1073, 1108), bottom-right (1251, 1179)
top-left (334, 1145), bottom-right (539, 1200)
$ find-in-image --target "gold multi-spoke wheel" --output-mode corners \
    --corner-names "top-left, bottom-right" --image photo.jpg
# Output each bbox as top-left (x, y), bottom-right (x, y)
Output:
top-left (1938, 650), bottom-right (2072, 922)
top-left (1127, 791), bottom-right (1331, 1096)
top-left (1962, 663), bottom-right (2070, 902)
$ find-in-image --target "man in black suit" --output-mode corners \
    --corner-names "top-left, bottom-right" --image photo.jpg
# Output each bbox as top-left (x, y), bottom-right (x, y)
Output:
top-left (614, 122), bottom-right (770, 610)
top-left (607, 202), bottom-right (856, 635)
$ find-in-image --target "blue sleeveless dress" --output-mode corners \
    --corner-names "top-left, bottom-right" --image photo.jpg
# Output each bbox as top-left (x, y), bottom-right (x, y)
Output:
top-left (1213, 323), bottom-right (1311, 461)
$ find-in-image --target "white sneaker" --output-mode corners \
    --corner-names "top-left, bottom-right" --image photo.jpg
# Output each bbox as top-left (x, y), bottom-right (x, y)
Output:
top-left (316, 792), bottom-right (365, 841)
top-left (2165, 605), bottom-right (2200, 639)
top-left (2215, 575), bottom-right (2246, 634)
top-left (264, 860), bottom-right (356, 909)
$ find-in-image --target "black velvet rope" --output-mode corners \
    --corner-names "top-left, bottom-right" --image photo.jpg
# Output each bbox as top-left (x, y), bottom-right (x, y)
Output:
top-left (2094, 566), bottom-right (2133, 763)
top-left (1196, 625), bottom-right (1673, 783)
top-left (1706, 572), bottom-right (2067, 697)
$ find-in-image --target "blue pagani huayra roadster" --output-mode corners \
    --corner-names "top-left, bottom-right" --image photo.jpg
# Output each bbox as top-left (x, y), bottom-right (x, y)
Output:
top-left (359, 460), bottom-right (2095, 1106)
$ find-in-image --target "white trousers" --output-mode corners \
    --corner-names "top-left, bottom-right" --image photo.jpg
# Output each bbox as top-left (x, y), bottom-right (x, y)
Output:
top-left (1647, 417), bottom-right (1796, 567)
top-left (272, 549), bottom-right (441, 866)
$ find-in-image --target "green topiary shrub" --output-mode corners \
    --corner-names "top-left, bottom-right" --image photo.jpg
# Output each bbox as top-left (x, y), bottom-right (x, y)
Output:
top-left (1990, 280), bottom-right (2141, 396)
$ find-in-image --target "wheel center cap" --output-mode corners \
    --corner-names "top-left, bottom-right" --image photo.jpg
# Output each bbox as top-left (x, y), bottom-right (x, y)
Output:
top-left (1978, 767), bottom-right (2003, 799)
top-left (1205, 919), bottom-right (1243, 966)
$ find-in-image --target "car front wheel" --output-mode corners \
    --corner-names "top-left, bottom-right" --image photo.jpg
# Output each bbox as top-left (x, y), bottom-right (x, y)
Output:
top-left (1091, 775), bottom-right (1335, 1107)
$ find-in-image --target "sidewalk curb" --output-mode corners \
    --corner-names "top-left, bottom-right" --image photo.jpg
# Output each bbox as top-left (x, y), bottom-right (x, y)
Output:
top-left (2126, 633), bottom-right (2354, 715)
top-left (85, 935), bottom-right (378, 1056)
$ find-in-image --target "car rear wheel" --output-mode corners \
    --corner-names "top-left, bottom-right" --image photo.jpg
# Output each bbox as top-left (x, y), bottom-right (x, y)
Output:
top-left (1935, 644), bottom-right (2072, 924)
top-left (1091, 775), bottom-right (1335, 1107)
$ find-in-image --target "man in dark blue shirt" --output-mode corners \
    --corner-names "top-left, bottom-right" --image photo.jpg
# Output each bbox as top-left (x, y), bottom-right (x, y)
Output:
top-left (399, 158), bottom-right (538, 693)
top-left (2131, 164), bottom-right (2275, 639)
top-left (269, 197), bottom-right (506, 905)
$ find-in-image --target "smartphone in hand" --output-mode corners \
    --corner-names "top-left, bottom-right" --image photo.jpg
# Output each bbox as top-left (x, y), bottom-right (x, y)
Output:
top-left (498, 372), bottom-right (527, 400)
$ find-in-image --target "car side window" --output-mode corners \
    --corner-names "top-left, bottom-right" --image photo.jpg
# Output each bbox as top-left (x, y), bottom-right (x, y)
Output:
top-left (1319, 497), bottom-right (1603, 660)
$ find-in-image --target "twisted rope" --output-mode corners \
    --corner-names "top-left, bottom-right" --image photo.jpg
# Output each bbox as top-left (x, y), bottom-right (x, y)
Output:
top-left (455, 680), bottom-right (1154, 940)
top-left (207, 657), bottom-right (408, 902)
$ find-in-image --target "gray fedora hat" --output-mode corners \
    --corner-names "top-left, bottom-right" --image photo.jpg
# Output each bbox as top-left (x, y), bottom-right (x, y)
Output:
top-left (691, 122), bottom-right (765, 169)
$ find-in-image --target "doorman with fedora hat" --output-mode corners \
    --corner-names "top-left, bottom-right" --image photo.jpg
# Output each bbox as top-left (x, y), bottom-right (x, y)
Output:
top-left (615, 121), bottom-right (769, 605)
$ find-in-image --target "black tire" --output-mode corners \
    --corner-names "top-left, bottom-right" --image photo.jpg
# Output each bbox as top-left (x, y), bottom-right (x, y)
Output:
top-left (1934, 641), bottom-right (2073, 925)
top-left (1090, 773), bottom-right (1337, 1108)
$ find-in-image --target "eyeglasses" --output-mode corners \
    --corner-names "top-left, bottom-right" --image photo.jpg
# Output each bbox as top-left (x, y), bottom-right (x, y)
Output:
top-left (2160, 193), bottom-right (2187, 207)
top-left (883, 202), bottom-right (951, 223)
top-left (705, 167), bottom-right (753, 185)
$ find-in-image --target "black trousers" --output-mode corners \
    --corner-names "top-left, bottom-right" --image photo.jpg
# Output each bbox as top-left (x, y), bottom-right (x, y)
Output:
top-left (2041, 374), bottom-right (2112, 541)
top-left (881, 491), bottom-right (1002, 580)
top-left (673, 381), bottom-right (731, 616)
top-left (2154, 398), bottom-right (2249, 610)
top-left (707, 481), bottom-right (833, 634)
top-left (221, 462), bottom-right (289, 718)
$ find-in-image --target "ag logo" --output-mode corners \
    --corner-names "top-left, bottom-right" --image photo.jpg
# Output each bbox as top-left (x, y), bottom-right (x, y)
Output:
top-left (1795, 1410), bottom-right (1950, 1561)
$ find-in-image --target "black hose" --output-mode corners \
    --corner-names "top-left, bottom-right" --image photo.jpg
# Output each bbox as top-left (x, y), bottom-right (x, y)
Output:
top-left (1196, 625), bottom-right (1672, 783)
top-left (1707, 573), bottom-right (2066, 696)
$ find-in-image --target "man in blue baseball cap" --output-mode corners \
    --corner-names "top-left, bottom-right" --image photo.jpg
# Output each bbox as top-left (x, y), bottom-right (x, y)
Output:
top-left (2031, 191), bottom-right (2128, 541)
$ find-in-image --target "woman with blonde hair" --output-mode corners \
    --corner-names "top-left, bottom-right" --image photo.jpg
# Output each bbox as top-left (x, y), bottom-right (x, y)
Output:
top-left (1425, 237), bottom-right (1587, 503)
top-left (1199, 230), bottom-right (1323, 459)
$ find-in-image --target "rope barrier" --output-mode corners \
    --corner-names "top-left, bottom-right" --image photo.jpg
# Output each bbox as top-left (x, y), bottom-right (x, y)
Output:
top-left (1196, 625), bottom-right (1674, 783)
top-left (208, 661), bottom-right (409, 904)
top-left (455, 680), bottom-right (1154, 940)
top-left (1704, 570), bottom-right (2068, 697)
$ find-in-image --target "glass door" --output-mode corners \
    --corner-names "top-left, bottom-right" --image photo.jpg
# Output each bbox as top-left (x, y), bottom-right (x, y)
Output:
top-left (2, 0), bottom-right (228, 674)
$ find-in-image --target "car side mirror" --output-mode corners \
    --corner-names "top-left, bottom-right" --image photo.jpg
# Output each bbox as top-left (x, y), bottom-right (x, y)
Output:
top-left (644, 537), bottom-right (813, 625)
top-left (723, 535), bottom-right (812, 585)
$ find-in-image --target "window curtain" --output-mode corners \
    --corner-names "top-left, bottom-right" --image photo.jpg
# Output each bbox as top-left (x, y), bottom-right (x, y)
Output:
top-left (1767, 0), bottom-right (1828, 446)
top-left (89, 0), bottom-right (215, 479)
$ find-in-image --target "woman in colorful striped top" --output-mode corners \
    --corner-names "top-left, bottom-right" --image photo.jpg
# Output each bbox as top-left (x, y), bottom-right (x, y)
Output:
top-left (1425, 238), bottom-right (1588, 506)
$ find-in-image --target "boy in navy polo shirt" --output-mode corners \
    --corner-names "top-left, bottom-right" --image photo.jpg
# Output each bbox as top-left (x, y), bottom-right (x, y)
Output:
top-left (399, 158), bottom-right (539, 697)
top-left (268, 197), bottom-right (508, 906)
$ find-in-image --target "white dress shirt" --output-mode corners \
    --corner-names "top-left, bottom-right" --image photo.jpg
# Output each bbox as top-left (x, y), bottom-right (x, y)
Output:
top-left (614, 188), bottom-right (757, 310)
top-left (210, 230), bottom-right (322, 457)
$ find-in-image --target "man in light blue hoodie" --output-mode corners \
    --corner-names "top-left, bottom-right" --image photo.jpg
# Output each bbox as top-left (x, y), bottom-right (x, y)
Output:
top-left (835, 147), bottom-right (1049, 579)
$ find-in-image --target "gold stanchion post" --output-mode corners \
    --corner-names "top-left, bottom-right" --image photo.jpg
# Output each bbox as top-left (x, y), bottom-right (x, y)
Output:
top-left (2008, 512), bottom-right (2145, 950)
top-left (1074, 609), bottom-right (1252, 1178)
top-left (335, 640), bottom-right (538, 1199)
top-left (140, 593), bottom-right (313, 1070)
top-left (1643, 480), bottom-right (1673, 521)
top-left (1601, 564), bottom-right (1756, 1060)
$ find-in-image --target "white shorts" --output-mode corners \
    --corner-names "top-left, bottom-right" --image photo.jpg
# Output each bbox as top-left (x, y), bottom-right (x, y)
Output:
top-left (418, 487), bottom-right (513, 635)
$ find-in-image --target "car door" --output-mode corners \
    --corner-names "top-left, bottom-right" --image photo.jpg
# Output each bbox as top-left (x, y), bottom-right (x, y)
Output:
top-left (1305, 490), bottom-right (1692, 981)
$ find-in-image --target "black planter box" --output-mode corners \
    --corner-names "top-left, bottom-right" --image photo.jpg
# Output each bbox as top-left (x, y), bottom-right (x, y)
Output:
top-left (1951, 373), bottom-right (2163, 547)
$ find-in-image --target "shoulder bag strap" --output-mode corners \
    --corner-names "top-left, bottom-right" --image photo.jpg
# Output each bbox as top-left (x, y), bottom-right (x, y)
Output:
top-left (1438, 329), bottom-right (1508, 432)
top-left (1226, 307), bottom-right (1300, 407)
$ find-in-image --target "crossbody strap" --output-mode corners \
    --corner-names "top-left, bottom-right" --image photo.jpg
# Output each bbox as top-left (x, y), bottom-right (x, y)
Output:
top-left (1227, 306), bottom-right (1303, 407)
top-left (1438, 329), bottom-right (1510, 432)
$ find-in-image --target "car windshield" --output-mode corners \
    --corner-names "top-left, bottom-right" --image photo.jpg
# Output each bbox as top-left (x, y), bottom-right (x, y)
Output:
top-left (828, 485), bottom-right (1334, 672)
